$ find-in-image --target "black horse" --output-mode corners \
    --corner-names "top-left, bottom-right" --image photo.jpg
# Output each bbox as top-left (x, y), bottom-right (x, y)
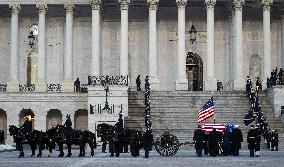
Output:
top-left (97, 123), bottom-right (143, 157)
top-left (9, 125), bottom-right (38, 158)
top-left (53, 125), bottom-right (96, 157)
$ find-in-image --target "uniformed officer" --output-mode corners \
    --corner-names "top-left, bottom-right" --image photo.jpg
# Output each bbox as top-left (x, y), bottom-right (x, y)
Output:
top-left (269, 130), bottom-right (278, 151)
top-left (142, 129), bottom-right (153, 158)
top-left (256, 77), bottom-right (262, 92)
top-left (208, 128), bottom-right (222, 157)
top-left (193, 125), bottom-right (205, 157)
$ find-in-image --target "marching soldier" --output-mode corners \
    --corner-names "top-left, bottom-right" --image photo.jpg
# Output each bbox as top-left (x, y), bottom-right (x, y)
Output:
top-left (193, 125), bottom-right (205, 157)
top-left (136, 75), bottom-right (141, 91)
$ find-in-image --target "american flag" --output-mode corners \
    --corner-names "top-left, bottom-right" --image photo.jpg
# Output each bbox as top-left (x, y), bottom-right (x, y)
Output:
top-left (202, 123), bottom-right (226, 132)
top-left (197, 97), bottom-right (215, 124)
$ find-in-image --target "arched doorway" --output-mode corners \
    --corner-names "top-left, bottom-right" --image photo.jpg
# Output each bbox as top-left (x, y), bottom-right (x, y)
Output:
top-left (74, 109), bottom-right (88, 130)
top-left (19, 109), bottom-right (35, 129)
top-left (0, 109), bottom-right (7, 140)
top-left (46, 109), bottom-right (62, 130)
top-left (186, 52), bottom-right (203, 91)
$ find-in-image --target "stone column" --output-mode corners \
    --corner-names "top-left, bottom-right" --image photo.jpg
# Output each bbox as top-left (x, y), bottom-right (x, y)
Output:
top-left (63, 4), bottom-right (75, 92)
top-left (36, 4), bottom-right (48, 92)
top-left (119, 0), bottom-right (129, 77)
top-left (262, 0), bottom-right (273, 89)
top-left (147, 0), bottom-right (159, 90)
top-left (281, 15), bottom-right (284, 68)
top-left (7, 5), bottom-right (20, 92)
top-left (175, 0), bottom-right (188, 90)
top-left (204, 0), bottom-right (216, 91)
top-left (233, 0), bottom-right (245, 90)
top-left (90, 0), bottom-right (101, 76)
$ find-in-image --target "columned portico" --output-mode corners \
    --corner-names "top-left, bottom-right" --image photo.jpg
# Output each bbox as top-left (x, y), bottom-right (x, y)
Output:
top-left (204, 0), bottom-right (216, 91)
top-left (90, 0), bottom-right (101, 76)
top-left (36, 4), bottom-right (48, 92)
top-left (63, 4), bottom-right (75, 92)
top-left (7, 4), bottom-right (20, 92)
top-left (175, 0), bottom-right (188, 91)
top-left (262, 0), bottom-right (273, 89)
top-left (119, 0), bottom-right (129, 78)
top-left (233, 0), bottom-right (245, 91)
top-left (148, 0), bottom-right (159, 90)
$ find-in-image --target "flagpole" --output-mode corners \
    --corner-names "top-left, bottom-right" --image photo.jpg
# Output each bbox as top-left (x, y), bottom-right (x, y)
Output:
top-left (211, 91), bottom-right (215, 124)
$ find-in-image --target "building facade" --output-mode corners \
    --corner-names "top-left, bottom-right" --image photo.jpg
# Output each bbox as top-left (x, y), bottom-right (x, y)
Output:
top-left (0, 0), bottom-right (284, 142)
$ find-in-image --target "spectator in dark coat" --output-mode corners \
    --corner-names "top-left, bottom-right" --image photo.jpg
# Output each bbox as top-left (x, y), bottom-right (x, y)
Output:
top-left (222, 127), bottom-right (232, 156)
top-left (231, 126), bottom-right (243, 156)
top-left (193, 125), bottom-right (205, 157)
top-left (0, 130), bottom-right (4, 144)
top-left (143, 130), bottom-right (153, 158)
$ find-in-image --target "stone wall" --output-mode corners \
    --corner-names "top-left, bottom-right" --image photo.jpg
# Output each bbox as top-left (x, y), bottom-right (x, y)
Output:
top-left (267, 85), bottom-right (284, 117)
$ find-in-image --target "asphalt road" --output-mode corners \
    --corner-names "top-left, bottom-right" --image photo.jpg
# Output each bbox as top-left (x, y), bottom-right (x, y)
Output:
top-left (0, 146), bottom-right (283, 167)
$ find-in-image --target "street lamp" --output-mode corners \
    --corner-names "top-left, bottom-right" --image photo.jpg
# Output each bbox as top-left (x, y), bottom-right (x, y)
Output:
top-left (28, 31), bottom-right (35, 49)
top-left (102, 76), bottom-right (111, 113)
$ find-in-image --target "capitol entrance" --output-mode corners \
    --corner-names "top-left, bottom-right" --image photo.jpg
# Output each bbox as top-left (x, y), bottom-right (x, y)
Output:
top-left (186, 52), bottom-right (203, 91)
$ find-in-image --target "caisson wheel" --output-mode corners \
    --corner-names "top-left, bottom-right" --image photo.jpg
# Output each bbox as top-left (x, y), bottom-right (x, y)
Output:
top-left (154, 131), bottom-right (179, 157)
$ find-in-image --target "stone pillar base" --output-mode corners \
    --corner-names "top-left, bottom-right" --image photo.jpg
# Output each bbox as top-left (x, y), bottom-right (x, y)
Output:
top-left (175, 78), bottom-right (188, 91)
top-left (35, 80), bottom-right (47, 92)
top-left (233, 79), bottom-right (245, 91)
top-left (149, 77), bottom-right (159, 91)
top-left (205, 79), bottom-right (216, 91)
top-left (63, 79), bottom-right (74, 92)
top-left (7, 80), bottom-right (19, 92)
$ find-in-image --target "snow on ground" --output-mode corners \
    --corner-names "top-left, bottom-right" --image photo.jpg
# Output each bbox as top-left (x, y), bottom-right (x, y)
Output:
top-left (0, 144), bottom-right (16, 152)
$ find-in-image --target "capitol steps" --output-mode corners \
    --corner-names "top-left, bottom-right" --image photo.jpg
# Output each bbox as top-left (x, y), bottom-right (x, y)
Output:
top-left (125, 91), bottom-right (284, 149)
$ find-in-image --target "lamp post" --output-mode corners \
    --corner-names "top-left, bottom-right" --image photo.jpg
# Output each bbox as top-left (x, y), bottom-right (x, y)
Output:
top-left (28, 31), bottom-right (35, 50)
top-left (102, 76), bottom-right (111, 112)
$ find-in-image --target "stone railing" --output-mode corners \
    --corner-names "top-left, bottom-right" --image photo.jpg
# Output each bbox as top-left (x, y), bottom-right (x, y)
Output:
top-left (47, 84), bottom-right (63, 92)
top-left (80, 84), bottom-right (88, 93)
top-left (0, 84), bottom-right (7, 92)
top-left (19, 84), bottom-right (35, 92)
top-left (88, 75), bottom-right (129, 86)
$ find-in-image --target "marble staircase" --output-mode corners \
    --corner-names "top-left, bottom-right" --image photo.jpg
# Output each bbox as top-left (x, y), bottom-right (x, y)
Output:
top-left (125, 91), bottom-right (284, 149)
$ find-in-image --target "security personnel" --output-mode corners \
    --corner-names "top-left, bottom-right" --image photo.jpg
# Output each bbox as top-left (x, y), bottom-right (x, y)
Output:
top-left (193, 125), bottom-right (205, 157)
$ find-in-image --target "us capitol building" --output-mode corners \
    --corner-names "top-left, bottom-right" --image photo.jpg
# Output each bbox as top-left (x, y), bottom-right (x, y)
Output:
top-left (0, 0), bottom-right (284, 145)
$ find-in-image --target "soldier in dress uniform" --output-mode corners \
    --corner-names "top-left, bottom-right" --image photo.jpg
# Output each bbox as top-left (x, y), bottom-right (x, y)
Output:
top-left (269, 130), bottom-right (279, 151)
top-left (0, 129), bottom-right (4, 144)
top-left (193, 125), bottom-right (205, 157)
top-left (231, 126), bottom-right (243, 156)
top-left (136, 75), bottom-right (141, 91)
top-left (208, 128), bottom-right (222, 157)
top-left (247, 124), bottom-right (261, 157)
top-left (256, 77), bottom-right (262, 92)
top-left (20, 115), bottom-right (33, 135)
top-left (222, 126), bottom-right (231, 156)
top-left (112, 115), bottom-right (124, 157)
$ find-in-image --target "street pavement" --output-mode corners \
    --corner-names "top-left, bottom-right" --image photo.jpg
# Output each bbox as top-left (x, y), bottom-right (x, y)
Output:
top-left (0, 146), bottom-right (283, 167)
